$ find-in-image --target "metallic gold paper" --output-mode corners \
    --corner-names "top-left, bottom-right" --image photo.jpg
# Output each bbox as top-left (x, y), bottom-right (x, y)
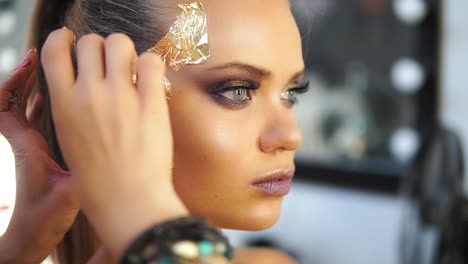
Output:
top-left (147, 2), bottom-right (210, 72)
top-left (163, 77), bottom-right (173, 99)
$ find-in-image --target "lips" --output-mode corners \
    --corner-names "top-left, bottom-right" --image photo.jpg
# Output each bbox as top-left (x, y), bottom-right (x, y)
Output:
top-left (251, 169), bottom-right (294, 196)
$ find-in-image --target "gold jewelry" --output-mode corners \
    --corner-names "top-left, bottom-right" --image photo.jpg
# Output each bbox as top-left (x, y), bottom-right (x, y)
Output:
top-left (132, 73), bottom-right (138, 85)
top-left (131, 73), bottom-right (173, 100)
top-left (6, 88), bottom-right (21, 111)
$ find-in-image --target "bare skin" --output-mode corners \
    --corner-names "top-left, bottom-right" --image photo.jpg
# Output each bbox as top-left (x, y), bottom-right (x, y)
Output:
top-left (1, 0), bottom-right (304, 262)
top-left (168, 0), bottom-right (304, 231)
top-left (0, 50), bottom-right (79, 263)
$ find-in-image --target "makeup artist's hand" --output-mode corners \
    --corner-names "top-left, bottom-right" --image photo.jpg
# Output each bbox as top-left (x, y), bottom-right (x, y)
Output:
top-left (0, 48), bottom-right (79, 263)
top-left (41, 29), bottom-right (188, 258)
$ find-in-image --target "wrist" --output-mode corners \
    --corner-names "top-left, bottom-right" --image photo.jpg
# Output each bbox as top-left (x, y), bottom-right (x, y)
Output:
top-left (85, 188), bottom-right (189, 258)
top-left (120, 216), bottom-right (234, 263)
top-left (0, 232), bottom-right (21, 264)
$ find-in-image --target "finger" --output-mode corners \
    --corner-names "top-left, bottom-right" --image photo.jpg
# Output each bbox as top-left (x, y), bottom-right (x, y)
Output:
top-left (21, 73), bottom-right (37, 113)
top-left (27, 92), bottom-right (44, 132)
top-left (136, 52), bottom-right (167, 115)
top-left (105, 33), bottom-right (137, 86)
top-left (0, 101), bottom-right (29, 143)
top-left (41, 28), bottom-right (76, 103)
top-left (0, 49), bottom-right (38, 112)
top-left (23, 71), bottom-right (37, 104)
top-left (76, 33), bottom-right (105, 83)
top-left (0, 74), bottom-right (39, 148)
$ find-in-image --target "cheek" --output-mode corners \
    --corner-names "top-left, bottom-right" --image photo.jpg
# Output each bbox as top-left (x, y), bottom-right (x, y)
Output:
top-left (168, 92), bottom-right (255, 209)
top-left (166, 84), bottom-right (285, 230)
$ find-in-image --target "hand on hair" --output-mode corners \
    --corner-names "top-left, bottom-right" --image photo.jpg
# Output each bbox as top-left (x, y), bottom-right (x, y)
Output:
top-left (41, 29), bottom-right (188, 259)
top-left (0, 49), bottom-right (79, 263)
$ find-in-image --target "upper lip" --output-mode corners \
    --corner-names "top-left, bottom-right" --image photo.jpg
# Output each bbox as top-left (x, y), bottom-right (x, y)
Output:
top-left (251, 168), bottom-right (295, 185)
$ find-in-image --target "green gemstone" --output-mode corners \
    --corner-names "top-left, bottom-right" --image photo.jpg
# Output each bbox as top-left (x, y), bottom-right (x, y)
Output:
top-left (158, 257), bottom-right (172, 264)
top-left (198, 240), bottom-right (215, 257)
top-left (225, 245), bottom-right (234, 258)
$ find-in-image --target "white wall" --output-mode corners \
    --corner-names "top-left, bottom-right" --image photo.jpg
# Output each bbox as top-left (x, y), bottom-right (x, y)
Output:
top-left (224, 181), bottom-right (404, 264)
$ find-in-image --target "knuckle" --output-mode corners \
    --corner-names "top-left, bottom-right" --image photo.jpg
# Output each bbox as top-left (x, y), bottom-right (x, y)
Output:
top-left (76, 33), bottom-right (104, 50)
top-left (139, 52), bottom-right (165, 71)
top-left (105, 33), bottom-right (134, 51)
top-left (41, 30), bottom-right (66, 63)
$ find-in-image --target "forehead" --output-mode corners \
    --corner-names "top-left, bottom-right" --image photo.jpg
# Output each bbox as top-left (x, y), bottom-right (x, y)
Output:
top-left (182, 0), bottom-right (304, 72)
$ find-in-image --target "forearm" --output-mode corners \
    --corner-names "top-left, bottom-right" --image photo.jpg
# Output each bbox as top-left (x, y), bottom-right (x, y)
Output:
top-left (0, 233), bottom-right (20, 264)
top-left (0, 233), bottom-right (52, 264)
top-left (87, 247), bottom-right (116, 264)
top-left (86, 189), bottom-right (189, 260)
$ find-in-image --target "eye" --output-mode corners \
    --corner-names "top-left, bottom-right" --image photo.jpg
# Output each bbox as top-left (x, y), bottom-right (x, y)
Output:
top-left (219, 87), bottom-right (252, 102)
top-left (281, 89), bottom-right (298, 103)
top-left (210, 79), bottom-right (258, 109)
top-left (281, 81), bottom-right (311, 105)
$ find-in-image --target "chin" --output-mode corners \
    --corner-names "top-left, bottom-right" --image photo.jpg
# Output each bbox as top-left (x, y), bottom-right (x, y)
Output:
top-left (208, 202), bottom-right (283, 231)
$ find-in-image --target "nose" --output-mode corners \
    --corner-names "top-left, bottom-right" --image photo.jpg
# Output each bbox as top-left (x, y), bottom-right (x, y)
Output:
top-left (259, 111), bottom-right (303, 153)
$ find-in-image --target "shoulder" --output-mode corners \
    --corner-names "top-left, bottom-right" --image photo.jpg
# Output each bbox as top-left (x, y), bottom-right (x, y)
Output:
top-left (233, 247), bottom-right (297, 264)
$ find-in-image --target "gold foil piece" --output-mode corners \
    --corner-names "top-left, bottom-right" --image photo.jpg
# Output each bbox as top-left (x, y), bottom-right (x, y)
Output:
top-left (147, 2), bottom-right (210, 72)
top-left (163, 77), bottom-right (173, 99)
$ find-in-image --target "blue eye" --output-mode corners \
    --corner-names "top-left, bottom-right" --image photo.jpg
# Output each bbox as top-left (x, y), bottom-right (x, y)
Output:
top-left (281, 89), bottom-right (298, 103)
top-left (211, 80), bottom-right (258, 109)
top-left (281, 81), bottom-right (311, 105)
top-left (219, 87), bottom-right (251, 102)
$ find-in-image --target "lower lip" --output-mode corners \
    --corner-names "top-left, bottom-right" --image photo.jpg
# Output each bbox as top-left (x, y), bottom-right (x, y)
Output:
top-left (252, 179), bottom-right (292, 196)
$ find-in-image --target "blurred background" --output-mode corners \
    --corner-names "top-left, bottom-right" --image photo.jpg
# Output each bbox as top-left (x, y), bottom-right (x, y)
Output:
top-left (0, 0), bottom-right (467, 263)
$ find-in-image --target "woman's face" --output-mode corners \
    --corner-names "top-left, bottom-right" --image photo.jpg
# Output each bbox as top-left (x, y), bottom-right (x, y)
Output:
top-left (166, 0), bottom-right (305, 230)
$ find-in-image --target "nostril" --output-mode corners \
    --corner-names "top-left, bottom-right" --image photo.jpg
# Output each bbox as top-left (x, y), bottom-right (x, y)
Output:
top-left (259, 126), bottom-right (303, 153)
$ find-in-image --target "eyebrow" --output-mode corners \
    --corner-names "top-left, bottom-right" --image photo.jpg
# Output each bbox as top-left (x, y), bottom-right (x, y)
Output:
top-left (206, 62), bottom-right (305, 83)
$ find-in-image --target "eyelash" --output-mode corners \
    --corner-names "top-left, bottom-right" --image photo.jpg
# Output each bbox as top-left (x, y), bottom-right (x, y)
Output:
top-left (210, 80), bottom-right (310, 109)
top-left (281, 81), bottom-right (311, 105)
top-left (210, 80), bottom-right (258, 109)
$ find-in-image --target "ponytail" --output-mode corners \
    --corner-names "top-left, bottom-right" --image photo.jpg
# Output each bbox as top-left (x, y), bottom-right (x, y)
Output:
top-left (29, 0), bottom-right (75, 53)
top-left (28, 1), bottom-right (101, 263)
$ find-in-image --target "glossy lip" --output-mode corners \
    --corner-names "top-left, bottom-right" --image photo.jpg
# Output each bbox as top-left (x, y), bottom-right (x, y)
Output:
top-left (251, 169), bottom-right (295, 196)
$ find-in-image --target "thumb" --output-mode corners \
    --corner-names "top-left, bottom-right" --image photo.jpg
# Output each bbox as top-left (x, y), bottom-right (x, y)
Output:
top-left (37, 176), bottom-right (79, 231)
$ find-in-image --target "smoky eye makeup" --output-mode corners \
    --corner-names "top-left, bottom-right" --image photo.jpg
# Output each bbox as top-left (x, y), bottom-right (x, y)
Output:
top-left (205, 77), bottom-right (311, 109)
top-left (281, 80), bottom-right (311, 105)
top-left (208, 79), bottom-right (260, 109)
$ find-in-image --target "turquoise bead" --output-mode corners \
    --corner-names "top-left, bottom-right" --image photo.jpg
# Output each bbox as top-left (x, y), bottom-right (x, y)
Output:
top-left (198, 240), bottom-right (214, 256)
top-left (158, 256), bottom-right (172, 264)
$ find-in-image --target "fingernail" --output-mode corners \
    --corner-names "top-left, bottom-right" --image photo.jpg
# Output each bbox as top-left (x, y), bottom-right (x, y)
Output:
top-left (62, 26), bottom-right (77, 42)
top-left (32, 91), bottom-right (42, 105)
top-left (16, 60), bottom-right (32, 69)
top-left (15, 48), bottom-right (36, 70)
